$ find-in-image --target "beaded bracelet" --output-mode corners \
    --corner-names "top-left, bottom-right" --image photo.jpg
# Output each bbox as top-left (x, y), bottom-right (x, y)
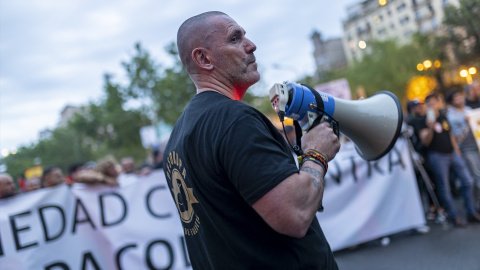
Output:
top-left (300, 156), bottom-right (327, 176)
top-left (304, 149), bottom-right (328, 163)
top-left (298, 150), bottom-right (328, 175)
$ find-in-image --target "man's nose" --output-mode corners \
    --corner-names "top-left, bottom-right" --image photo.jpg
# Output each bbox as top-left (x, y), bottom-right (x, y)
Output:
top-left (244, 38), bottom-right (256, 53)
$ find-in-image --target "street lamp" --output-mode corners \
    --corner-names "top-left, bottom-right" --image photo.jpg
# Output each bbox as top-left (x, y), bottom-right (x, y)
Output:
top-left (423, 60), bottom-right (432, 69)
top-left (460, 67), bottom-right (477, 84)
top-left (417, 60), bottom-right (440, 72)
top-left (358, 40), bottom-right (367, 49)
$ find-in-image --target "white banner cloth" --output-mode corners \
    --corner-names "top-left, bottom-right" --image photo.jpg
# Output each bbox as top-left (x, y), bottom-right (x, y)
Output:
top-left (317, 137), bottom-right (426, 251)
top-left (466, 108), bottom-right (480, 151)
top-left (0, 170), bottom-right (191, 270)
top-left (0, 138), bottom-right (425, 268)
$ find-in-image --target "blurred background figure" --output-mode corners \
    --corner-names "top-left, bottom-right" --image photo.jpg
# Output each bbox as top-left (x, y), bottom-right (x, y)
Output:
top-left (120, 157), bottom-right (136, 174)
top-left (446, 89), bottom-right (480, 210)
top-left (74, 156), bottom-right (120, 187)
top-left (465, 80), bottom-right (480, 109)
top-left (0, 173), bottom-right (16, 199)
top-left (135, 163), bottom-right (153, 176)
top-left (96, 156), bottom-right (121, 180)
top-left (152, 140), bottom-right (168, 170)
top-left (406, 99), bottom-right (445, 221)
top-left (83, 161), bottom-right (96, 170)
top-left (66, 163), bottom-right (85, 185)
top-left (25, 177), bottom-right (41, 192)
top-left (41, 166), bottom-right (66, 188)
top-left (419, 92), bottom-right (480, 227)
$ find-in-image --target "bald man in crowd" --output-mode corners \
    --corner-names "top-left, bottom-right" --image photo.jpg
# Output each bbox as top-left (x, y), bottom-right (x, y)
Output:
top-left (163, 11), bottom-right (340, 269)
top-left (0, 173), bottom-right (16, 199)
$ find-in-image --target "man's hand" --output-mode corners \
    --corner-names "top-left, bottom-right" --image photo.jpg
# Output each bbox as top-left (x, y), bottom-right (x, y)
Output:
top-left (301, 122), bottom-right (340, 162)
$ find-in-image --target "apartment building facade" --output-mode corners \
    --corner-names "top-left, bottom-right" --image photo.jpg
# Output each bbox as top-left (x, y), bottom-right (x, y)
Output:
top-left (342, 0), bottom-right (459, 63)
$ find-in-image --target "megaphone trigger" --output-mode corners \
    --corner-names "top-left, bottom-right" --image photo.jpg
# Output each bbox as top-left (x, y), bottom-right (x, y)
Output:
top-left (330, 119), bottom-right (340, 138)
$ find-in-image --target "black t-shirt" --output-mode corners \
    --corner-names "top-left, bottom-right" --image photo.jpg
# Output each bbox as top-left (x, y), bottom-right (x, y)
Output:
top-left (164, 91), bottom-right (338, 270)
top-left (418, 111), bottom-right (453, 153)
top-left (407, 115), bottom-right (427, 154)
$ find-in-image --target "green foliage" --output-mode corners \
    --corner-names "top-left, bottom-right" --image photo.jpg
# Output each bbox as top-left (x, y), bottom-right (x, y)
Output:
top-left (317, 37), bottom-right (445, 100)
top-left (122, 42), bottom-right (196, 125)
top-left (69, 74), bottom-right (150, 162)
top-left (443, 0), bottom-right (480, 65)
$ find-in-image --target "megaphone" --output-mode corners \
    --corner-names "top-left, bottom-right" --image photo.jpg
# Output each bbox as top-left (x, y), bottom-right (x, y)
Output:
top-left (270, 82), bottom-right (403, 161)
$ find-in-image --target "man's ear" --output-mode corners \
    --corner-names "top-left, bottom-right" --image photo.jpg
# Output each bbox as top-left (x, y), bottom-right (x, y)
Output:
top-left (192, 48), bottom-right (213, 70)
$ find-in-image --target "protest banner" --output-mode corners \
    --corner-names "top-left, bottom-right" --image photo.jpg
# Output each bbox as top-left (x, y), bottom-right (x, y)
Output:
top-left (317, 136), bottom-right (425, 251)
top-left (0, 170), bottom-right (191, 270)
top-left (0, 138), bottom-right (424, 268)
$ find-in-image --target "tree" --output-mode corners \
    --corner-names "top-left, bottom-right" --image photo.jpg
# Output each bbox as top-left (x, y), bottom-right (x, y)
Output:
top-left (69, 74), bottom-right (150, 161)
top-left (316, 36), bottom-right (447, 100)
top-left (121, 42), bottom-right (196, 125)
top-left (443, 0), bottom-right (480, 65)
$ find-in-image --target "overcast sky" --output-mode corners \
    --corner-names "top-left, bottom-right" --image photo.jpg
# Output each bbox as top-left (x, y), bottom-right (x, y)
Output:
top-left (0, 0), bottom-right (359, 154)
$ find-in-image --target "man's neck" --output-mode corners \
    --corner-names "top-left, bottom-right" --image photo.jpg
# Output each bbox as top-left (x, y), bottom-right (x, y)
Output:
top-left (194, 78), bottom-right (246, 100)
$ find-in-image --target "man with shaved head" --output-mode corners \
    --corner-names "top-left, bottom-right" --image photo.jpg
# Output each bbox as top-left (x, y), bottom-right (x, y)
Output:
top-left (0, 173), bottom-right (16, 199)
top-left (164, 11), bottom-right (340, 269)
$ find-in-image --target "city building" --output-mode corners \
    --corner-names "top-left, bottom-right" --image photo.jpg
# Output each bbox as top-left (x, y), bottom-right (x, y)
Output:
top-left (342, 0), bottom-right (459, 63)
top-left (311, 31), bottom-right (348, 81)
top-left (59, 105), bottom-right (88, 127)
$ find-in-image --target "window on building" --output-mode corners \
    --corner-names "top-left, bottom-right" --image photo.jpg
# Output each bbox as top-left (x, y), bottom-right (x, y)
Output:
top-left (443, 0), bottom-right (449, 7)
top-left (378, 28), bottom-right (387, 35)
top-left (415, 11), bottom-right (421, 20)
top-left (391, 23), bottom-right (396, 29)
top-left (404, 30), bottom-right (413, 38)
top-left (431, 17), bottom-right (438, 29)
top-left (412, 0), bottom-right (417, 6)
top-left (400, 16), bottom-right (410, 25)
top-left (357, 27), bottom-right (363, 35)
top-left (397, 3), bottom-right (406, 12)
top-left (419, 24), bottom-right (426, 34)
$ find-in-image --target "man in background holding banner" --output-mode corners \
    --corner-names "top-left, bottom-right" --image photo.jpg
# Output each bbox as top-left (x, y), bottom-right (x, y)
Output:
top-left (164, 11), bottom-right (340, 269)
top-left (0, 173), bottom-right (16, 199)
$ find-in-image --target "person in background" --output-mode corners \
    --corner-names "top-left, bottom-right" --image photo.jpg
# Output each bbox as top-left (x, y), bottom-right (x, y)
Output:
top-left (406, 99), bottom-right (445, 221)
top-left (25, 177), bottom-right (41, 192)
top-left (419, 92), bottom-right (480, 226)
top-left (152, 141), bottom-right (168, 170)
top-left (41, 166), bottom-right (66, 188)
top-left (465, 80), bottom-right (480, 109)
top-left (74, 156), bottom-right (120, 187)
top-left (0, 173), bottom-right (16, 199)
top-left (66, 163), bottom-right (85, 185)
top-left (120, 157), bottom-right (136, 174)
top-left (446, 89), bottom-right (480, 210)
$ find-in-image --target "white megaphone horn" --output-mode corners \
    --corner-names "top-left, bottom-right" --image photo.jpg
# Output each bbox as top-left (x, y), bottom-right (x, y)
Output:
top-left (270, 82), bottom-right (403, 161)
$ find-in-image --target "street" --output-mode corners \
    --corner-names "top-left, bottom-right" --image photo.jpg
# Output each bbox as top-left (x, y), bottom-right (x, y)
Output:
top-left (334, 218), bottom-right (480, 270)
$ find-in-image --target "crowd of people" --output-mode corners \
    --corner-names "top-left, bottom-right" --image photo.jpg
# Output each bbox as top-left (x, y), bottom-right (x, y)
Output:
top-left (0, 142), bottom-right (167, 200)
top-left (405, 80), bottom-right (480, 227)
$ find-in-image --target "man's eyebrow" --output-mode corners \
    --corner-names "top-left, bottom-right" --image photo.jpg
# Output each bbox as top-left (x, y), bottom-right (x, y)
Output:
top-left (228, 27), bottom-right (245, 36)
